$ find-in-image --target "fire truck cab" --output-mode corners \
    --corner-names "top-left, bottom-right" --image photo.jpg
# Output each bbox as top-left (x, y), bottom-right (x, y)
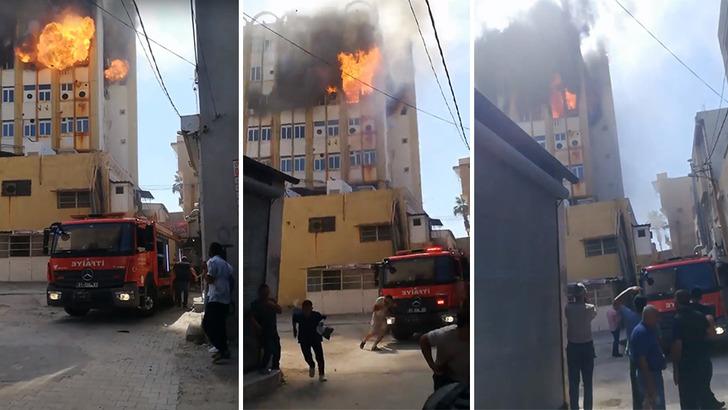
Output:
top-left (44, 214), bottom-right (179, 317)
top-left (377, 247), bottom-right (468, 340)
top-left (640, 256), bottom-right (728, 347)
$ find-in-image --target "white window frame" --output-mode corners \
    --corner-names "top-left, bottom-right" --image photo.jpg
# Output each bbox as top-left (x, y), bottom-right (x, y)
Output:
top-left (328, 154), bottom-right (341, 170)
top-left (293, 155), bottom-right (305, 172)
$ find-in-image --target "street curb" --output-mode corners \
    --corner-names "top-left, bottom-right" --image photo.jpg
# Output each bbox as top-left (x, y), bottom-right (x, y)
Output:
top-left (243, 370), bottom-right (281, 401)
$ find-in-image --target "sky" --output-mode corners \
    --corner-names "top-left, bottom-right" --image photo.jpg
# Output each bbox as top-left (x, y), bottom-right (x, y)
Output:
top-left (476, 0), bottom-right (727, 227)
top-left (132, 1), bottom-right (198, 214)
top-left (244, 0), bottom-right (471, 237)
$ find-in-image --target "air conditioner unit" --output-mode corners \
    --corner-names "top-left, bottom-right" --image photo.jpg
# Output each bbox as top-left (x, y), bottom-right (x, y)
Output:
top-left (1, 180), bottom-right (31, 196)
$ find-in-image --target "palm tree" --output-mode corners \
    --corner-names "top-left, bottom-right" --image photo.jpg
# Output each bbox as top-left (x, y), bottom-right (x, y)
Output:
top-left (172, 171), bottom-right (183, 206)
top-left (453, 195), bottom-right (470, 236)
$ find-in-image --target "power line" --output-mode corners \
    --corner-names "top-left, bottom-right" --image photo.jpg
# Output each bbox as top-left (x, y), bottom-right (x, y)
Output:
top-left (190, 0), bottom-right (200, 114)
top-left (132, 0), bottom-right (181, 117)
top-left (707, 77), bottom-right (726, 161)
top-left (423, 0), bottom-right (468, 149)
top-left (84, 0), bottom-right (195, 66)
top-left (191, 0), bottom-right (220, 118)
top-left (242, 12), bottom-right (470, 136)
top-left (120, 0), bottom-right (166, 105)
top-left (407, 0), bottom-right (467, 149)
top-left (614, 0), bottom-right (728, 105)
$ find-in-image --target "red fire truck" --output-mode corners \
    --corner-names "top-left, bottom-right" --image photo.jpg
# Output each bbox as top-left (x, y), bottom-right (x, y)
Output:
top-left (44, 214), bottom-right (179, 317)
top-left (640, 256), bottom-right (728, 346)
top-left (378, 247), bottom-right (468, 340)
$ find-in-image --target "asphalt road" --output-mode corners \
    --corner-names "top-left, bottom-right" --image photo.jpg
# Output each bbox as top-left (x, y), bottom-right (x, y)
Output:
top-left (245, 313), bottom-right (435, 409)
top-left (0, 283), bottom-right (237, 410)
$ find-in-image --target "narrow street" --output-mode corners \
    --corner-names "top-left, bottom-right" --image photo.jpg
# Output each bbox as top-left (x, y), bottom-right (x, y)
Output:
top-left (246, 313), bottom-right (433, 409)
top-left (592, 331), bottom-right (728, 409)
top-left (0, 283), bottom-right (237, 410)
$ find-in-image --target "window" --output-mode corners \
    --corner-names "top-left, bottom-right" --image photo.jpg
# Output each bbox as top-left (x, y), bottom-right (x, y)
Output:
top-left (61, 83), bottom-right (73, 92)
top-left (57, 191), bottom-right (91, 208)
top-left (638, 229), bottom-right (646, 238)
top-left (400, 106), bottom-right (408, 115)
top-left (584, 237), bottom-right (618, 257)
top-left (38, 84), bottom-right (51, 101)
top-left (327, 120), bottom-right (339, 136)
top-left (1, 180), bottom-right (31, 196)
top-left (0, 233), bottom-right (6, 258)
top-left (76, 117), bottom-right (89, 133)
top-left (263, 39), bottom-right (271, 51)
top-left (294, 124), bottom-right (305, 139)
top-left (413, 218), bottom-right (422, 226)
top-left (359, 224), bottom-right (392, 242)
top-left (534, 135), bottom-right (546, 148)
top-left (247, 127), bottom-right (259, 142)
top-left (328, 154), bottom-right (340, 170)
top-left (554, 132), bottom-right (566, 149)
top-left (281, 124), bottom-right (292, 139)
top-left (261, 126), bottom-right (271, 141)
top-left (61, 117), bottom-right (73, 134)
top-left (2, 87), bottom-right (13, 103)
top-left (39, 120), bottom-right (51, 137)
top-left (570, 164), bottom-right (584, 180)
top-left (309, 216), bottom-right (335, 233)
top-left (280, 157), bottom-right (292, 173)
top-left (0, 233), bottom-right (42, 257)
top-left (314, 157), bottom-right (325, 171)
top-left (348, 118), bottom-right (360, 126)
top-left (363, 150), bottom-right (376, 165)
top-left (2, 121), bottom-right (13, 137)
top-left (115, 186), bottom-right (124, 194)
top-left (350, 150), bottom-right (361, 166)
top-left (23, 121), bottom-right (35, 138)
top-left (9, 235), bottom-right (30, 257)
top-left (293, 155), bottom-right (305, 172)
top-left (250, 66), bottom-right (262, 81)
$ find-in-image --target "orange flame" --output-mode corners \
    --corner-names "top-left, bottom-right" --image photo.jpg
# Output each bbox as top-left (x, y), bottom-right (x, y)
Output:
top-left (337, 47), bottom-right (381, 104)
top-left (34, 13), bottom-right (95, 70)
top-left (104, 59), bottom-right (129, 82)
top-left (16, 48), bottom-right (33, 63)
top-left (565, 89), bottom-right (577, 110)
top-left (326, 86), bottom-right (336, 94)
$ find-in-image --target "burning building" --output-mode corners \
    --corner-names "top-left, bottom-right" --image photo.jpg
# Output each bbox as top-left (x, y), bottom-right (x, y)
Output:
top-left (243, 2), bottom-right (423, 211)
top-left (0, 0), bottom-right (140, 282)
top-left (475, 0), bottom-right (624, 204)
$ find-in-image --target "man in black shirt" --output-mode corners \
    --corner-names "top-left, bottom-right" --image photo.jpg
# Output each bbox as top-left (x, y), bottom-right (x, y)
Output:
top-left (292, 300), bottom-right (328, 382)
top-left (672, 289), bottom-right (720, 409)
top-left (173, 257), bottom-right (196, 309)
top-left (250, 284), bottom-right (282, 374)
top-left (690, 288), bottom-right (725, 409)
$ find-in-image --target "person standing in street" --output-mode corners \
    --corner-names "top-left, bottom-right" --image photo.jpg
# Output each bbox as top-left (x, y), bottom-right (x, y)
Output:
top-left (251, 283), bottom-right (282, 374)
top-left (292, 300), bottom-right (328, 382)
top-left (419, 301), bottom-right (469, 391)
top-left (673, 289), bottom-right (724, 409)
top-left (360, 295), bottom-right (393, 351)
top-left (202, 242), bottom-right (234, 364)
top-left (614, 286), bottom-right (648, 409)
top-left (630, 305), bottom-right (666, 410)
top-left (607, 303), bottom-right (623, 357)
top-left (173, 256), bottom-right (196, 309)
top-left (565, 283), bottom-right (597, 410)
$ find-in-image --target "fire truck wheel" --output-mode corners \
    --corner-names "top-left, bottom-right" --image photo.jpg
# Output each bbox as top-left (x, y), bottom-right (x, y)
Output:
top-left (139, 283), bottom-right (157, 317)
top-left (64, 306), bottom-right (89, 317)
top-left (392, 327), bottom-right (413, 341)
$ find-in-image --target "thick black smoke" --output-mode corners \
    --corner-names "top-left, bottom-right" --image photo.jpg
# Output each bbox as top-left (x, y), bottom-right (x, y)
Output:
top-left (475, 0), bottom-right (603, 119)
top-left (249, 7), bottom-right (381, 112)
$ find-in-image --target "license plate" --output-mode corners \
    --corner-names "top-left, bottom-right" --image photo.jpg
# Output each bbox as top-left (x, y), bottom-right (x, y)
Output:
top-left (76, 282), bottom-right (98, 288)
top-left (408, 307), bottom-right (427, 313)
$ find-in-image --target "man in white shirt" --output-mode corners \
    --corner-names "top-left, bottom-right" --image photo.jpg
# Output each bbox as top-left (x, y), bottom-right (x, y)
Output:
top-left (420, 301), bottom-right (469, 390)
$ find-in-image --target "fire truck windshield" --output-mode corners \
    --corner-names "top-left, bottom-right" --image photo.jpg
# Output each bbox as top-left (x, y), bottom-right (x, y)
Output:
top-left (51, 222), bottom-right (134, 257)
top-left (643, 262), bottom-right (718, 299)
top-left (383, 256), bottom-right (457, 288)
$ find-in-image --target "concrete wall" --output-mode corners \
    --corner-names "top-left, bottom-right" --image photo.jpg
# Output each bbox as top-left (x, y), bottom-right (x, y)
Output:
top-left (195, 0), bottom-right (238, 279)
top-left (653, 173), bottom-right (698, 257)
top-left (475, 103), bottom-right (567, 408)
top-left (278, 189), bottom-right (400, 307)
top-left (0, 153), bottom-right (101, 231)
top-left (0, 256), bottom-right (47, 282)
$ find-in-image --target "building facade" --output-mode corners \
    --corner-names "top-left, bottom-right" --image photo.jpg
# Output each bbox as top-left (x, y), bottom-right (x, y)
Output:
top-left (653, 172), bottom-right (698, 258)
top-left (242, 4), bottom-right (423, 211)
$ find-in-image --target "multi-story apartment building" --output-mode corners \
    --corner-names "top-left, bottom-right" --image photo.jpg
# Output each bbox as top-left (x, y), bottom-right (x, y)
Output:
top-left (242, 3), bottom-right (423, 210)
top-left (0, 2), bottom-right (139, 281)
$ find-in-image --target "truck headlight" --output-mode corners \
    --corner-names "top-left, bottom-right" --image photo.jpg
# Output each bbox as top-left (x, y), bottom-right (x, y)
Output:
top-left (48, 291), bottom-right (61, 301)
top-left (716, 326), bottom-right (725, 335)
top-left (115, 292), bottom-right (132, 301)
top-left (386, 317), bottom-right (395, 325)
top-left (443, 314), bottom-right (455, 323)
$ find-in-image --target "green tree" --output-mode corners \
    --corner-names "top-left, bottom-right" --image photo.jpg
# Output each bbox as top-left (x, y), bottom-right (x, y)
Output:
top-left (172, 171), bottom-right (183, 206)
top-left (453, 195), bottom-right (470, 236)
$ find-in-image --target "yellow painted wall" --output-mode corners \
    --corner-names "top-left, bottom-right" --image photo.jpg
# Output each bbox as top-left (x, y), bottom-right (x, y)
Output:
top-left (0, 153), bottom-right (101, 231)
top-left (565, 199), bottom-right (632, 282)
top-left (278, 189), bottom-right (399, 307)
